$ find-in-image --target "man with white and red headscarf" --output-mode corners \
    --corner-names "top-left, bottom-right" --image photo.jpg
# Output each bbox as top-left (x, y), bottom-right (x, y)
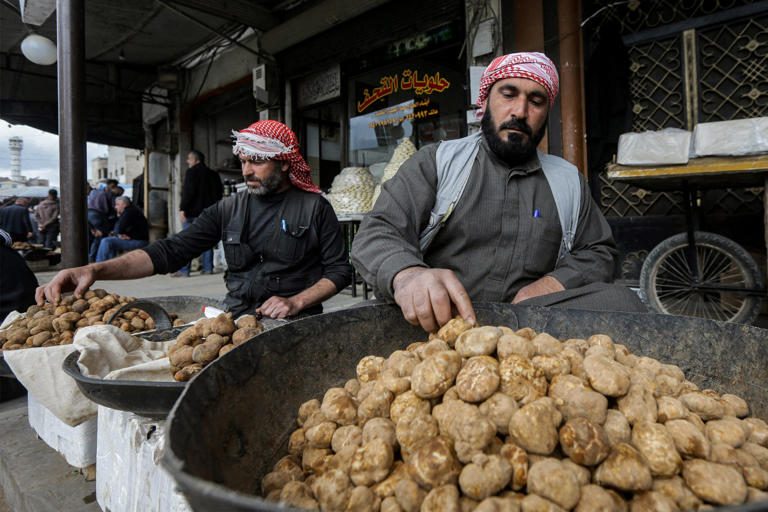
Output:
top-left (38, 120), bottom-right (353, 319)
top-left (353, 52), bottom-right (643, 332)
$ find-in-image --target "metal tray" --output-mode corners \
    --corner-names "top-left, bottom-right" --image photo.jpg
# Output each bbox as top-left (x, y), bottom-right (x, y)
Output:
top-left (62, 350), bottom-right (185, 418)
top-left (0, 295), bottom-right (224, 380)
top-left (61, 316), bottom-right (287, 418)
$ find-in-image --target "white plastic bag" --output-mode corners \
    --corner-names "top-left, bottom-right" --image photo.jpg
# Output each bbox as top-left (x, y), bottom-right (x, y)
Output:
top-left (617, 128), bottom-right (692, 166)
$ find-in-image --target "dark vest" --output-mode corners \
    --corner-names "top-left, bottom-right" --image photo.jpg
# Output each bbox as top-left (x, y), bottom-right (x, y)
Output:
top-left (221, 188), bottom-right (324, 317)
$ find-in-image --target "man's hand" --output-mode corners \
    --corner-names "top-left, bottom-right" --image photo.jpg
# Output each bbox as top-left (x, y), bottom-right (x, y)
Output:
top-left (92, 229), bottom-right (103, 237)
top-left (512, 275), bottom-right (565, 304)
top-left (119, 234), bottom-right (130, 240)
top-left (36, 265), bottom-right (97, 305)
top-left (179, 211), bottom-right (186, 223)
top-left (393, 267), bottom-right (475, 333)
top-left (256, 296), bottom-right (302, 319)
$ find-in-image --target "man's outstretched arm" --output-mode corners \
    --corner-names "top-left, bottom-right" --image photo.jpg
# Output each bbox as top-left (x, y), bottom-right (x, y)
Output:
top-left (36, 249), bottom-right (155, 304)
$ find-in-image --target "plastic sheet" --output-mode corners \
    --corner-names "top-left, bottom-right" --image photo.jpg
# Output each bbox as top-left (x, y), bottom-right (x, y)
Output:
top-left (27, 394), bottom-right (97, 468)
top-left (617, 128), bottom-right (692, 166)
top-left (694, 117), bottom-right (768, 157)
top-left (96, 405), bottom-right (191, 512)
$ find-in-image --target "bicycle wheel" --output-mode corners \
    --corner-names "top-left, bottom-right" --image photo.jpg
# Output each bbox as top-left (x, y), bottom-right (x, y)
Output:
top-left (640, 231), bottom-right (763, 324)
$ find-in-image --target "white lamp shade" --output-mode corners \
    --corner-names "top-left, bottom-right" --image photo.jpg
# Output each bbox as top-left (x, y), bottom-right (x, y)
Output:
top-left (21, 34), bottom-right (57, 66)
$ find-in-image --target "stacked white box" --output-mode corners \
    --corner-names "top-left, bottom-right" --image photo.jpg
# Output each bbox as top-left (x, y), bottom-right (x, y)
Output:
top-left (96, 405), bottom-right (191, 512)
top-left (693, 117), bottom-right (768, 157)
top-left (27, 394), bottom-right (97, 468)
top-left (617, 129), bottom-right (692, 166)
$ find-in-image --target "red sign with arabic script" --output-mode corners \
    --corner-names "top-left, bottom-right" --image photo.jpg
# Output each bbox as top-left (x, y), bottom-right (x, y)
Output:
top-left (356, 69), bottom-right (451, 113)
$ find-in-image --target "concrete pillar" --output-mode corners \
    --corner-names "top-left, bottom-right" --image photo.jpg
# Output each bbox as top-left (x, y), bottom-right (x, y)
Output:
top-left (57, 0), bottom-right (88, 266)
top-left (512, 0), bottom-right (548, 153)
top-left (557, 0), bottom-right (588, 174)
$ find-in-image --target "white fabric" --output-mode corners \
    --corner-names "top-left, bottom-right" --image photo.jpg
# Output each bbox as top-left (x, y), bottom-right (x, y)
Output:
top-left (4, 324), bottom-right (174, 426)
top-left (74, 324), bottom-right (170, 381)
top-left (4, 343), bottom-right (89, 426)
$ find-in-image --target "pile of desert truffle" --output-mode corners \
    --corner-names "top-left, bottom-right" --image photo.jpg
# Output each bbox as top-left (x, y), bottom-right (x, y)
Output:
top-left (262, 318), bottom-right (768, 511)
top-left (0, 289), bottom-right (180, 350)
top-left (167, 313), bottom-right (263, 381)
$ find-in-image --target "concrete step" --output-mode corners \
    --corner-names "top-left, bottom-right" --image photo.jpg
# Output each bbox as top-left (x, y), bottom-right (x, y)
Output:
top-left (0, 397), bottom-right (99, 512)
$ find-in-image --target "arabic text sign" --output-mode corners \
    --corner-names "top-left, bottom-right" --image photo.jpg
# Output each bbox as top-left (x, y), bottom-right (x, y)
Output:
top-left (356, 69), bottom-right (451, 113)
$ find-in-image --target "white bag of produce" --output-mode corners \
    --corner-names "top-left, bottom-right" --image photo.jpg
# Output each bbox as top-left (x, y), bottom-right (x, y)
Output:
top-left (693, 117), bottom-right (768, 157)
top-left (326, 167), bottom-right (376, 215)
top-left (617, 128), bottom-right (692, 166)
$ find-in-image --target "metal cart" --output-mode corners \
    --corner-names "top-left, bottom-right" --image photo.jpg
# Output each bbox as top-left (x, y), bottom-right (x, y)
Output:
top-left (607, 154), bottom-right (768, 323)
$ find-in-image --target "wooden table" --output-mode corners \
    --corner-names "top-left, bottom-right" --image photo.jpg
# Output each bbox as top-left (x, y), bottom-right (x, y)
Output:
top-left (606, 155), bottom-right (768, 322)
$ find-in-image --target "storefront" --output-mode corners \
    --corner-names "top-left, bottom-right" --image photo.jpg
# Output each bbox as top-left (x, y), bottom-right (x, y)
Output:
top-left (285, 0), bottom-right (466, 192)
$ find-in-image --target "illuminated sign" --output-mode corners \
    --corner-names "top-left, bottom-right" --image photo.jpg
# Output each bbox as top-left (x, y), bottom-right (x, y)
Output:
top-left (356, 69), bottom-right (451, 113)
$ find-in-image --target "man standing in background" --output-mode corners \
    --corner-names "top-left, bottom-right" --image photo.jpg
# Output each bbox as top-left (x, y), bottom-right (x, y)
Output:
top-left (173, 150), bottom-right (223, 277)
top-left (35, 189), bottom-right (60, 249)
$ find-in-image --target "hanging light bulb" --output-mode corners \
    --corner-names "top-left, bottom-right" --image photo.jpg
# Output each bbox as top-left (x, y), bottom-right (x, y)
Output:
top-left (20, 34), bottom-right (57, 66)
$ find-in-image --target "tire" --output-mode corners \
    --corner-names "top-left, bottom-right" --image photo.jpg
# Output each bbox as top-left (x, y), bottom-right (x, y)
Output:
top-left (639, 231), bottom-right (763, 324)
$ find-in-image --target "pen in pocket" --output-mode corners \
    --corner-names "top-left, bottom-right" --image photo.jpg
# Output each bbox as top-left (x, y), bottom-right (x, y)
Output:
top-left (533, 208), bottom-right (541, 218)
top-left (281, 219), bottom-right (288, 232)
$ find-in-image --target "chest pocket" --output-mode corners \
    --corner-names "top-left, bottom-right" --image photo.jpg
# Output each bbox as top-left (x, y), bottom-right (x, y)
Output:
top-left (276, 224), bottom-right (311, 264)
top-left (524, 218), bottom-right (562, 275)
top-left (223, 229), bottom-right (246, 270)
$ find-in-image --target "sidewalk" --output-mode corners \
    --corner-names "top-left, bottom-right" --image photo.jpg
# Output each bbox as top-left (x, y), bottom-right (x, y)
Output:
top-left (0, 398), bottom-right (99, 512)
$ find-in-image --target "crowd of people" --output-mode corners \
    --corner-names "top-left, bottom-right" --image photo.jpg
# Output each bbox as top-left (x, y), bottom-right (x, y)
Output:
top-left (0, 178), bottom-right (151, 265)
top-left (0, 190), bottom-right (60, 247)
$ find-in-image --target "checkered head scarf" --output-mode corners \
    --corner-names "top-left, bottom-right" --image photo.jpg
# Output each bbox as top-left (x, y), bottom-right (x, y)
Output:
top-left (232, 120), bottom-right (320, 193)
top-left (476, 52), bottom-right (559, 119)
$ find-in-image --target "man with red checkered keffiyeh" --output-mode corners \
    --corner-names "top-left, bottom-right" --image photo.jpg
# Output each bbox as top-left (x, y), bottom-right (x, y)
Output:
top-left (38, 121), bottom-right (353, 318)
top-left (352, 52), bottom-right (644, 332)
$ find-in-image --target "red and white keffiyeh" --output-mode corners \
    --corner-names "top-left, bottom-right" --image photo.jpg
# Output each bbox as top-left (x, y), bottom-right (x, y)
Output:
top-left (232, 120), bottom-right (320, 193)
top-left (476, 52), bottom-right (559, 118)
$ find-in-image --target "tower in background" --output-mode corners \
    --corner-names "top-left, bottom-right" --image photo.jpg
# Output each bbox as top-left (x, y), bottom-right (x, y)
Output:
top-left (9, 136), bottom-right (24, 181)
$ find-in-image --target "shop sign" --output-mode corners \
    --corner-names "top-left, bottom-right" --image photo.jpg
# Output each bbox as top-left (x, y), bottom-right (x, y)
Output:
top-left (297, 65), bottom-right (341, 108)
top-left (367, 98), bottom-right (439, 129)
top-left (356, 69), bottom-right (451, 113)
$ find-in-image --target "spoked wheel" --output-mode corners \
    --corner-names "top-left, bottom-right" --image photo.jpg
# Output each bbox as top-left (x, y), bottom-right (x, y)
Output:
top-left (640, 231), bottom-right (763, 324)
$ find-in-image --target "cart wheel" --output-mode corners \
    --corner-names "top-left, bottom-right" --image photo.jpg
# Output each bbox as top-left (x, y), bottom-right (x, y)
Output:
top-left (640, 231), bottom-right (763, 324)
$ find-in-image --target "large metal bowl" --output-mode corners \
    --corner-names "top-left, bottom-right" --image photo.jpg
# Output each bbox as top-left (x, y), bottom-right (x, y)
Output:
top-left (162, 303), bottom-right (768, 512)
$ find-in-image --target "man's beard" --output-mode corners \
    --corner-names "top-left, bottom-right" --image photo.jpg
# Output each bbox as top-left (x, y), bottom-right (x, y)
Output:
top-left (246, 167), bottom-right (286, 196)
top-left (481, 109), bottom-right (547, 166)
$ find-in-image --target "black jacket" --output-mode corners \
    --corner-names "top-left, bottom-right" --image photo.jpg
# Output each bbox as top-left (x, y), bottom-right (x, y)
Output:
top-left (0, 204), bottom-right (33, 242)
top-left (114, 205), bottom-right (149, 241)
top-left (180, 163), bottom-right (223, 218)
top-left (0, 230), bottom-right (38, 323)
top-left (144, 188), bottom-right (353, 316)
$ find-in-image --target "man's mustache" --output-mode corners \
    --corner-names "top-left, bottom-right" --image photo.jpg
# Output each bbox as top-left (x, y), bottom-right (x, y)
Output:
top-left (499, 118), bottom-right (532, 137)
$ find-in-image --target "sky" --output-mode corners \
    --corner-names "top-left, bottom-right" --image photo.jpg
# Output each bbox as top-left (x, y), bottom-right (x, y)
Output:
top-left (0, 119), bottom-right (108, 187)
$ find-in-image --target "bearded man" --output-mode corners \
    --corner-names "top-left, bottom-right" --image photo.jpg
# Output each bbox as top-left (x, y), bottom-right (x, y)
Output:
top-left (38, 121), bottom-right (352, 318)
top-left (352, 52), bottom-right (644, 332)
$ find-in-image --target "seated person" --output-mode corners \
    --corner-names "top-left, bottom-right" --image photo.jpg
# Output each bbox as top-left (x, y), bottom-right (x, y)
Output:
top-left (95, 196), bottom-right (149, 262)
